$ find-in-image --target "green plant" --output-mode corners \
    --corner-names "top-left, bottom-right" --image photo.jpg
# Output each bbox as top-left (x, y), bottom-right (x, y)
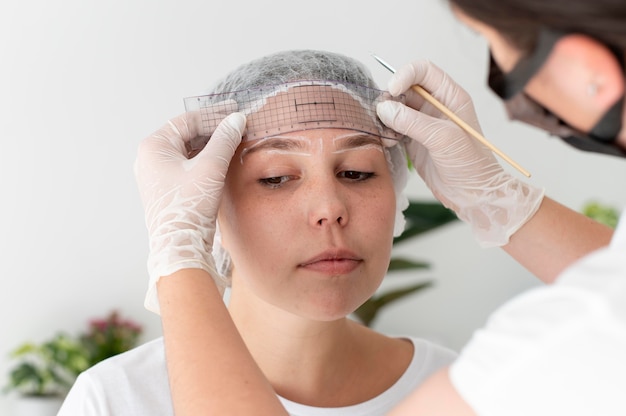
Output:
top-left (5, 311), bottom-right (143, 398)
top-left (4, 333), bottom-right (89, 397)
top-left (80, 311), bottom-right (143, 366)
top-left (582, 200), bottom-right (619, 229)
top-left (354, 199), bottom-right (458, 326)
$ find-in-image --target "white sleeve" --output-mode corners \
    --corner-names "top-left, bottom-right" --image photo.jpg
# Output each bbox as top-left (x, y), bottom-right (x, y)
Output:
top-left (57, 372), bottom-right (109, 416)
top-left (449, 244), bottom-right (626, 416)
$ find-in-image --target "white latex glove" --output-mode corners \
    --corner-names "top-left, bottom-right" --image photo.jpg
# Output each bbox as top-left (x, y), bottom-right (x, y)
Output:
top-left (134, 108), bottom-right (245, 314)
top-left (376, 60), bottom-right (544, 247)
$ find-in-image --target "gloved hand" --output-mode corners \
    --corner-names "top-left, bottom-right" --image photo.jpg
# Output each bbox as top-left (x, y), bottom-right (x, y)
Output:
top-left (134, 108), bottom-right (245, 314)
top-left (376, 60), bottom-right (544, 247)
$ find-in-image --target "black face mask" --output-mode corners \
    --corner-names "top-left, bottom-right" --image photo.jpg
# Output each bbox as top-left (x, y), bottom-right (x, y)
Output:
top-left (488, 27), bottom-right (626, 157)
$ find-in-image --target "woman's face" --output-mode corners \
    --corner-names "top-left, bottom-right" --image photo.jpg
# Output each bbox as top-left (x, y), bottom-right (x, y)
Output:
top-left (219, 129), bottom-right (397, 321)
top-left (453, 6), bottom-right (625, 137)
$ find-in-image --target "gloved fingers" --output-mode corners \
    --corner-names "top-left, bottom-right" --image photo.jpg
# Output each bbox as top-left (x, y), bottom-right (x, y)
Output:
top-left (388, 60), bottom-right (473, 115)
top-left (149, 100), bottom-right (239, 159)
top-left (377, 99), bottom-right (499, 180)
top-left (134, 116), bottom-right (190, 179)
top-left (385, 86), bottom-right (465, 127)
top-left (170, 99), bottom-right (240, 140)
top-left (401, 87), bottom-right (427, 113)
top-left (136, 112), bottom-right (205, 168)
top-left (195, 99), bottom-right (239, 136)
top-left (377, 100), bottom-right (459, 148)
top-left (187, 99), bottom-right (239, 155)
top-left (136, 97), bottom-right (241, 165)
top-left (387, 60), bottom-right (440, 96)
top-left (188, 112), bottom-right (246, 177)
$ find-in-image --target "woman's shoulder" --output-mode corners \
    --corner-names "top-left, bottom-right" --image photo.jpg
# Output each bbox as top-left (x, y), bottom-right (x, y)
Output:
top-left (59, 337), bottom-right (172, 415)
top-left (402, 336), bottom-right (457, 381)
top-left (353, 322), bottom-right (457, 379)
top-left (358, 326), bottom-right (457, 392)
top-left (87, 336), bottom-right (167, 376)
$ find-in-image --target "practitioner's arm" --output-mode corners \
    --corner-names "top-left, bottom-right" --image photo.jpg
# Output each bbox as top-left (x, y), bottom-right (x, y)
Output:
top-left (158, 269), bottom-right (287, 415)
top-left (502, 196), bottom-right (612, 283)
top-left (376, 60), bottom-right (612, 283)
top-left (134, 111), bottom-right (287, 415)
top-left (387, 368), bottom-right (476, 416)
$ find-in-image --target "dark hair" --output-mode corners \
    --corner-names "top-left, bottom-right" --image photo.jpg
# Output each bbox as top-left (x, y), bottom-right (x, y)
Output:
top-left (449, 0), bottom-right (626, 55)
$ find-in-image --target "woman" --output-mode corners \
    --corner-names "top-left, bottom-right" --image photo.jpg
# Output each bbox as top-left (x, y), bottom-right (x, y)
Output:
top-left (58, 50), bottom-right (456, 415)
top-left (126, 1), bottom-right (626, 415)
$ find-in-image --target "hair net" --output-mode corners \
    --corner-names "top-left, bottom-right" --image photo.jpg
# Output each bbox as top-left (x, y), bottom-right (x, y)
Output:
top-left (202, 50), bottom-right (409, 281)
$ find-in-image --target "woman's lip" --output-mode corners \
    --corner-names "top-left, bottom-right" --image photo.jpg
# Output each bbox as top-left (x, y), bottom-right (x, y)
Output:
top-left (299, 258), bottom-right (362, 275)
top-left (300, 249), bottom-right (361, 266)
top-left (299, 250), bottom-right (362, 274)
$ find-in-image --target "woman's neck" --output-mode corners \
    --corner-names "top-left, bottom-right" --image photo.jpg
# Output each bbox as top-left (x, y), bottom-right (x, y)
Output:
top-left (227, 294), bottom-right (413, 407)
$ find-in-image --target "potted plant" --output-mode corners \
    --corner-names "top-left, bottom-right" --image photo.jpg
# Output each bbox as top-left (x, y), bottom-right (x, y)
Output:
top-left (4, 333), bottom-right (89, 415)
top-left (4, 310), bottom-right (143, 415)
top-left (80, 310), bottom-right (143, 366)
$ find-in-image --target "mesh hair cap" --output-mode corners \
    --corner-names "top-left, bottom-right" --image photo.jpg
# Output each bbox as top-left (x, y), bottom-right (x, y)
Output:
top-left (184, 50), bottom-right (406, 151)
top-left (186, 50), bottom-right (409, 281)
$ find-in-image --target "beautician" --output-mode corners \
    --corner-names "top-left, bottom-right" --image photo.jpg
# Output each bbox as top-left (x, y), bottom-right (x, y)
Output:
top-left (376, 0), bottom-right (626, 414)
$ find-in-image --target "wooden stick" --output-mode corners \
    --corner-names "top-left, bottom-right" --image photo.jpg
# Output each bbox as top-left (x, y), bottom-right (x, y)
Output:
top-left (371, 53), bottom-right (530, 177)
top-left (411, 84), bottom-right (530, 177)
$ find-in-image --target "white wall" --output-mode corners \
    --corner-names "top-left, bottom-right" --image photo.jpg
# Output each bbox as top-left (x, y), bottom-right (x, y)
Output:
top-left (1, 0), bottom-right (625, 411)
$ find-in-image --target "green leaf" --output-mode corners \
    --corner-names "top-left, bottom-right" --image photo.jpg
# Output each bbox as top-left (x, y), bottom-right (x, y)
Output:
top-left (8, 362), bottom-right (45, 395)
top-left (387, 257), bottom-right (429, 272)
top-left (4, 314), bottom-right (142, 397)
top-left (582, 201), bottom-right (619, 229)
top-left (355, 199), bottom-right (458, 327)
top-left (11, 343), bottom-right (39, 357)
top-left (354, 281), bottom-right (433, 327)
top-left (374, 281), bottom-right (433, 307)
top-left (393, 201), bottom-right (458, 245)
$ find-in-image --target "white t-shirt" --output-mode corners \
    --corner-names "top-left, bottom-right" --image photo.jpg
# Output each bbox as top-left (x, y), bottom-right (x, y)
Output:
top-left (450, 209), bottom-right (626, 416)
top-left (58, 336), bottom-right (455, 416)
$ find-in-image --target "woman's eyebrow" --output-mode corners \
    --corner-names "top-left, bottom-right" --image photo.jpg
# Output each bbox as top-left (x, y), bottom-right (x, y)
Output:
top-left (333, 133), bottom-right (383, 150)
top-left (241, 133), bottom-right (382, 158)
top-left (242, 137), bottom-right (310, 156)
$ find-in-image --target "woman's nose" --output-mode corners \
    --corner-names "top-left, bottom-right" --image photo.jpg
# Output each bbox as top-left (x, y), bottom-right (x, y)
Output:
top-left (306, 178), bottom-right (349, 229)
top-left (316, 214), bottom-right (345, 227)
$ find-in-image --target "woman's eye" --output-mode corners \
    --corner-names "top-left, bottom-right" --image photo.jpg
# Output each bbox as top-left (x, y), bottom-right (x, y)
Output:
top-left (259, 176), bottom-right (291, 188)
top-left (339, 171), bottom-right (375, 181)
